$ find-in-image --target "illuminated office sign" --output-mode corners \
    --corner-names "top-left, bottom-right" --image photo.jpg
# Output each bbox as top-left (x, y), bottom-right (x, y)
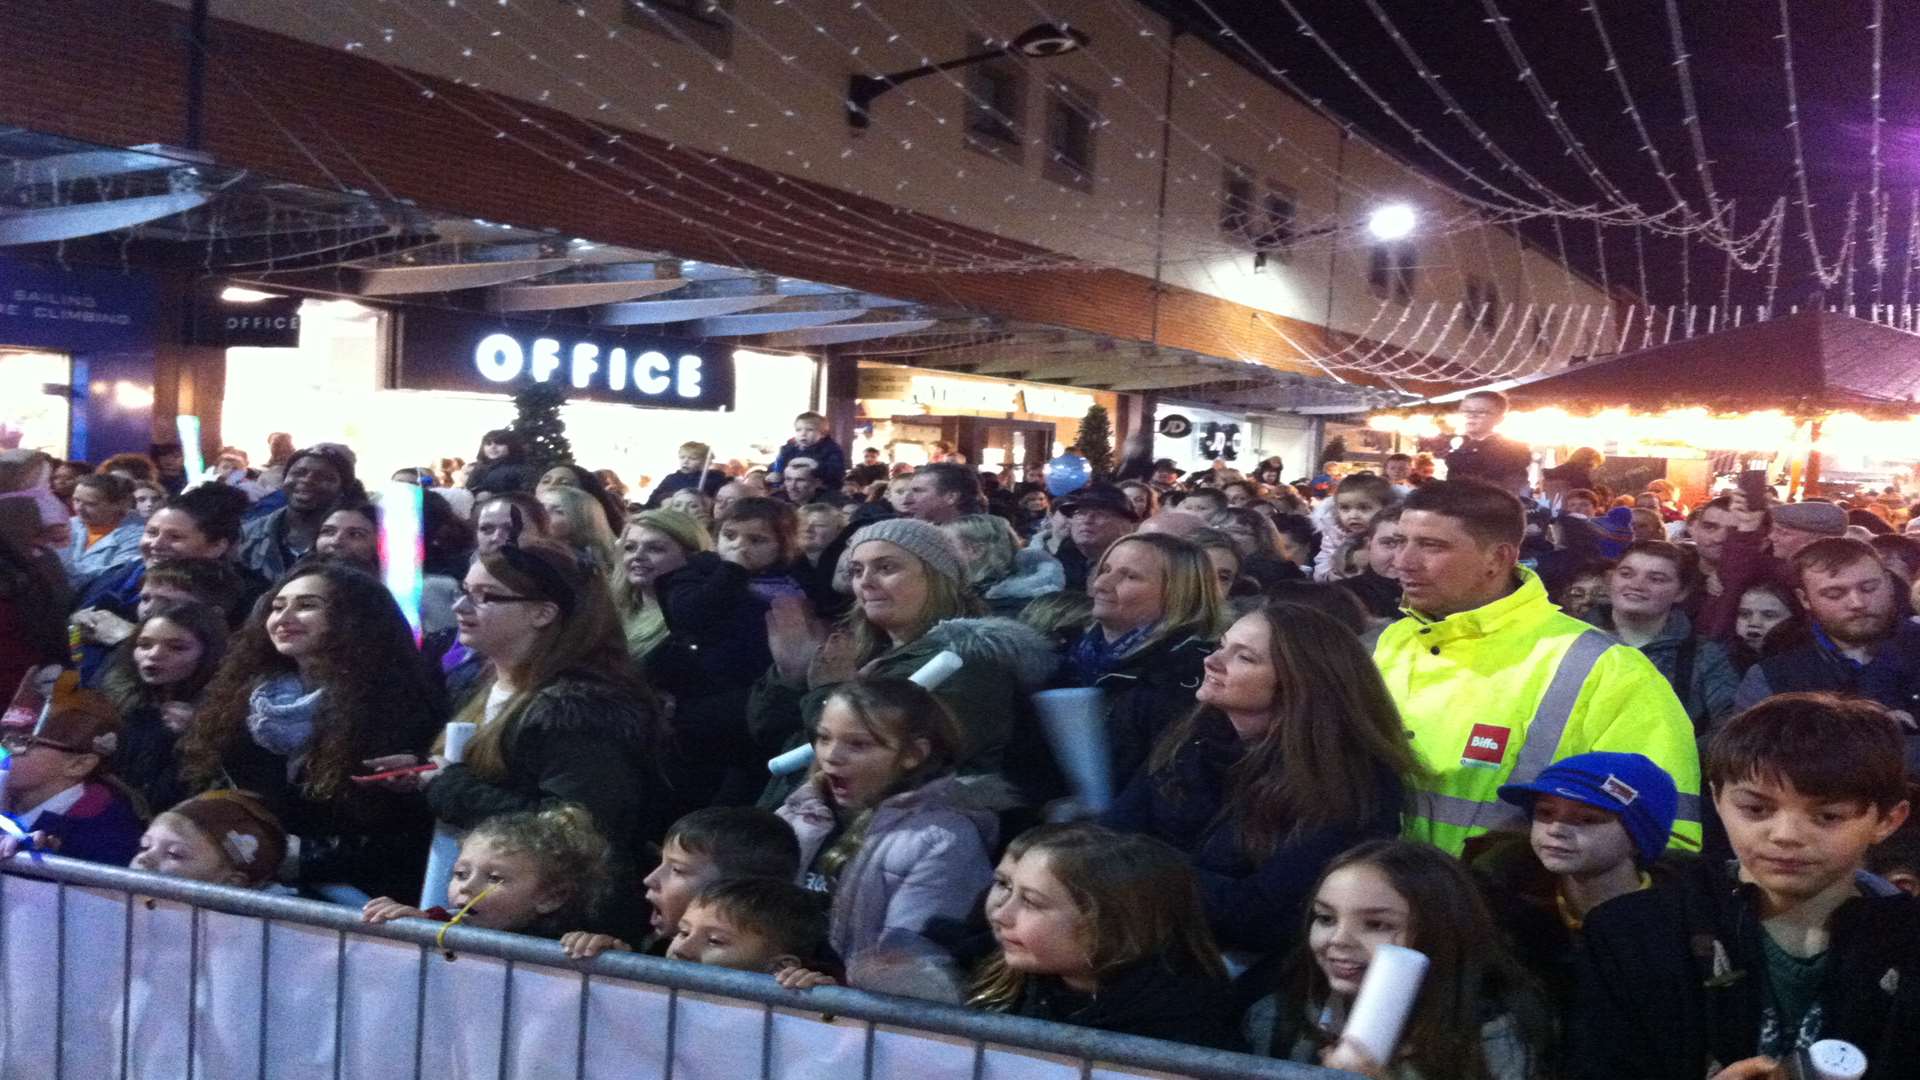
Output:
top-left (397, 309), bottom-right (734, 411)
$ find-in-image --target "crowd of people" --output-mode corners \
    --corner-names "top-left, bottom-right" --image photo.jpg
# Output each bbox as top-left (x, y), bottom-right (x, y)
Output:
top-left (0, 392), bottom-right (1917, 1078)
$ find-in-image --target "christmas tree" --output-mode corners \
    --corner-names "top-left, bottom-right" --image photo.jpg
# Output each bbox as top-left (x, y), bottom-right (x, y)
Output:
top-left (1077, 403), bottom-right (1114, 480)
top-left (510, 382), bottom-right (573, 474)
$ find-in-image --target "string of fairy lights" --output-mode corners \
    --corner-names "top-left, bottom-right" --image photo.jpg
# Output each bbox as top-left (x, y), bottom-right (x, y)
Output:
top-left (20, 0), bottom-right (1918, 384)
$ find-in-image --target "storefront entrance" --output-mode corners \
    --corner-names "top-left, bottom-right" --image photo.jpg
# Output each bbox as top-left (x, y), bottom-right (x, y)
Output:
top-left (0, 347), bottom-right (72, 458)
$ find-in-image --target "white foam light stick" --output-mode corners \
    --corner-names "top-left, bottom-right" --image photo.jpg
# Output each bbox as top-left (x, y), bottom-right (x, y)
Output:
top-left (766, 650), bottom-right (964, 775)
top-left (1031, 686), bottom-right (1113, 814)
top-left (175, 415), bottom-right (205, 481)
top-left (419, 722), bottom-right (478, 908)
top-left (1340, 944), bottom-right (1429, 1066)
top-left (1792, 1040), bottom-right (1867, 1080)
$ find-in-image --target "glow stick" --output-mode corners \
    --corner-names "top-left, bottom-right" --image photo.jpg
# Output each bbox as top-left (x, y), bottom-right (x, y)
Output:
top-left (381, 481), bottom-right (425, 645)
top-left (767, 650), bottom-right (963, 775)
top-left (419, 721), bottom-right (477, 909)
top-left (1340, 944), bottom-right (1430, 1066)
top-left (175, 415), bottom-right (205, 481)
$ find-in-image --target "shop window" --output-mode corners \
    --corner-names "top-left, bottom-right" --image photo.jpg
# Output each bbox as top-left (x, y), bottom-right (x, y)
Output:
top-left (1254, 182), bottom-right (1297, 262)
top-left (1465, 275), bottom-right (1500, 332)
top-left (1220, 163), bottom-right (1257, 243)
top-left (624, 0), bottom-right (733, 61)
top-left (1042, 79), bottom-right (1098, 191)
top-left (0, 348), bottom-right (72, 459)
top-left (1369, 242), bottom-right (1417, 304)
top-left (964, 39), bottom-right (1026, 161)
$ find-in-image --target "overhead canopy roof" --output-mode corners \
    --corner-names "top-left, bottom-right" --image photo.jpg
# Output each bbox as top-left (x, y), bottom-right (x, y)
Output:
top-left (0, 126), bottom-right (1412, 414)
top-left (1453, 308), bottom-right (1920, 413)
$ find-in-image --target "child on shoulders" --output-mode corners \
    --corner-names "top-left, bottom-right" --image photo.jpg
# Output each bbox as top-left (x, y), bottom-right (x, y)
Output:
top-left (771, 412), bottom-right (846, 490)
top-left (1314, 474), bottom-right (1395, 582)
top-left (1574, 693), bottom-right (1920, 1079)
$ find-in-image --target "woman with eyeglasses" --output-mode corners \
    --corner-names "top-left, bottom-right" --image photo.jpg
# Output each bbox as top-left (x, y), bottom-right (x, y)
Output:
top-left (179, 562), bottom-right (446, 898)
top-left (420, 540), bottom-right (669, 902)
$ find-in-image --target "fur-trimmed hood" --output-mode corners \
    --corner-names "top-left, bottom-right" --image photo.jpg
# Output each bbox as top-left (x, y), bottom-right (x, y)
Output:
top-left (518, 675), bottom-right (656, 744)
top-left (919, 616), bottom-right (1060, 690)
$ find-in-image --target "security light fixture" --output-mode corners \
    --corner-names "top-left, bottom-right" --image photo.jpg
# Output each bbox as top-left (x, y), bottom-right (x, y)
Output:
top-left (845, 23), bottom-right (1091, 130)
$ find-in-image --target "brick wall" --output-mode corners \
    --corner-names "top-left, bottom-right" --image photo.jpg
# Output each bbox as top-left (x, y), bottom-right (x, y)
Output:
top-left (1, 0), bottom-right (1427, 388)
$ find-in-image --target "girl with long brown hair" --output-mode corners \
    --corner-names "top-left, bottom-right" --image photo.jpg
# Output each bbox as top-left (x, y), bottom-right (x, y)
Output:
top-left (970, 823), bottom-right (1245, 1051)
top-left (1272, 839), bottom-right (1552, 1078)
top-left (419, 540), bottom-right (668, 882)
top-left (1103, 602), bottom-right (1418, 956)
top-left (180, 562), bottom-right (444, 898)
top-left (751, 518), bottom-right (1056, 807)
top-left (775, 677), bottom-right (1001, 990)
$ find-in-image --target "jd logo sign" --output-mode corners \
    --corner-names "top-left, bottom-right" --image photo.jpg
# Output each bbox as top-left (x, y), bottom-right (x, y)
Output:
top-left (397, 309), bottom-right (735, 411)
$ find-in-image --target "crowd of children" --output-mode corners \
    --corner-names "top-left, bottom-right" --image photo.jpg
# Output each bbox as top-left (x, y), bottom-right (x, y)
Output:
top-left (2, 395), bottom-right (1919, 1078)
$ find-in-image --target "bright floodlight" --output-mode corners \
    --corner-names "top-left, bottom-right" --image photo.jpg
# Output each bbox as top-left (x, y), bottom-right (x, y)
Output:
top-left (1367, 204), bottom-right (1417, 241)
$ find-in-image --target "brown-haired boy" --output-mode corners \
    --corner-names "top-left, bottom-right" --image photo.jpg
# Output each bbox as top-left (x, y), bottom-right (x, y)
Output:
top-left (1573, 693), bottom-right (1920, 1079)
top-left (561, 807), bottom-right (799, 960)
top-left (666, 877), bottom-right (827, 974)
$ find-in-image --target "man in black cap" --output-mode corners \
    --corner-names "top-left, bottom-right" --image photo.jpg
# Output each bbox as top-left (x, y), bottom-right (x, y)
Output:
top-left (1056, 483), bottom-right (1139, 591)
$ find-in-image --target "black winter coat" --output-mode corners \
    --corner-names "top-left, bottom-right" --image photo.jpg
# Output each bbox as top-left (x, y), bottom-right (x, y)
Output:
top-left (1573, 857), bottom-right (1920, 1080)
top-left (1103, 709), bottom-right (1404, 955)
top-left (645, 553), bottom-right (773, 812)
top-left (1011, 960), bottom-right (1248, 1053)
top-left (427, 675), bottom-right (669, 858)
top-left (219, 694), bottom-right (441, 900)
top-left (108, 701), bottom-right (191, 816)
top-left (1058, 633), bottom-right (1213, 792)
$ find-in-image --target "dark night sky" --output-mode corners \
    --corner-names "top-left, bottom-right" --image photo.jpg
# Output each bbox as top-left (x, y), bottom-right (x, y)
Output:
top-left (1154, 0), bottom-right (1920, 308)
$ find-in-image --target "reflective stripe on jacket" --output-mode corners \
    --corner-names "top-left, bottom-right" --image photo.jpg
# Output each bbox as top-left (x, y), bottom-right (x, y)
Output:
top-left (1374, 567), bottom-right (1703, 855)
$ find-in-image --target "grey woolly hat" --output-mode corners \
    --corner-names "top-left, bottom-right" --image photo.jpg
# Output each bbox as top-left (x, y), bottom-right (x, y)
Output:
top-left (1771, 501), bottom-right (1847, 537)
top-left (847, 518), bottom-right (965, 585)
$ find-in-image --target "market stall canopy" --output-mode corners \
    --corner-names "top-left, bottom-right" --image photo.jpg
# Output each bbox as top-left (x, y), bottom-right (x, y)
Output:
top-left (1448, 309), bottom-right (1920, 413)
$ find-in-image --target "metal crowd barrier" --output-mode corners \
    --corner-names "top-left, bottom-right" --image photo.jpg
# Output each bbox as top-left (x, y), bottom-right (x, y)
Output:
top-left (0, 854), bottom-right (1345, 1080)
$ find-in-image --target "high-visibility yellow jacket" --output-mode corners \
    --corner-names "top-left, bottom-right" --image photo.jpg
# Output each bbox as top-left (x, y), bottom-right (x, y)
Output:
top-left (1375, 567), bottom-right (1703, 856)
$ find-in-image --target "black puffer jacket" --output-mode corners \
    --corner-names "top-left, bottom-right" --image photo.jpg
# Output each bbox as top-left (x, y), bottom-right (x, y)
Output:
top-left (427, 675), bottom-right (668, 858)
top-left (645, 554), bottom-right (773, 813)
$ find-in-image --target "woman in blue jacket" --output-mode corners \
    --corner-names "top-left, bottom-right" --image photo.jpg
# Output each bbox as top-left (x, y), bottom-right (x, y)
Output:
top-left (1104, 602), bottom-right (1420, 956)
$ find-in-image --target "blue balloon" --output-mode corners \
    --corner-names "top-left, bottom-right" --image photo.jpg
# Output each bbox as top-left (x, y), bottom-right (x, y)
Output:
top-left (1045, 454), bottom-right (1090, 496)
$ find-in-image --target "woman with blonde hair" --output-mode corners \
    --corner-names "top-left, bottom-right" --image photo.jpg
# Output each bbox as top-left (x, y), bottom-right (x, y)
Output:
top-left (616, 510), bottom-right (771, 812)
top-left (942, 513), bottom-right (1064, 617)
top-left (1057, 532), bottom-right (1223, 789)
top-left (537, 484), bottom-right (619, 575)
top-left (752, 519), bottom-right (1058, 806)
